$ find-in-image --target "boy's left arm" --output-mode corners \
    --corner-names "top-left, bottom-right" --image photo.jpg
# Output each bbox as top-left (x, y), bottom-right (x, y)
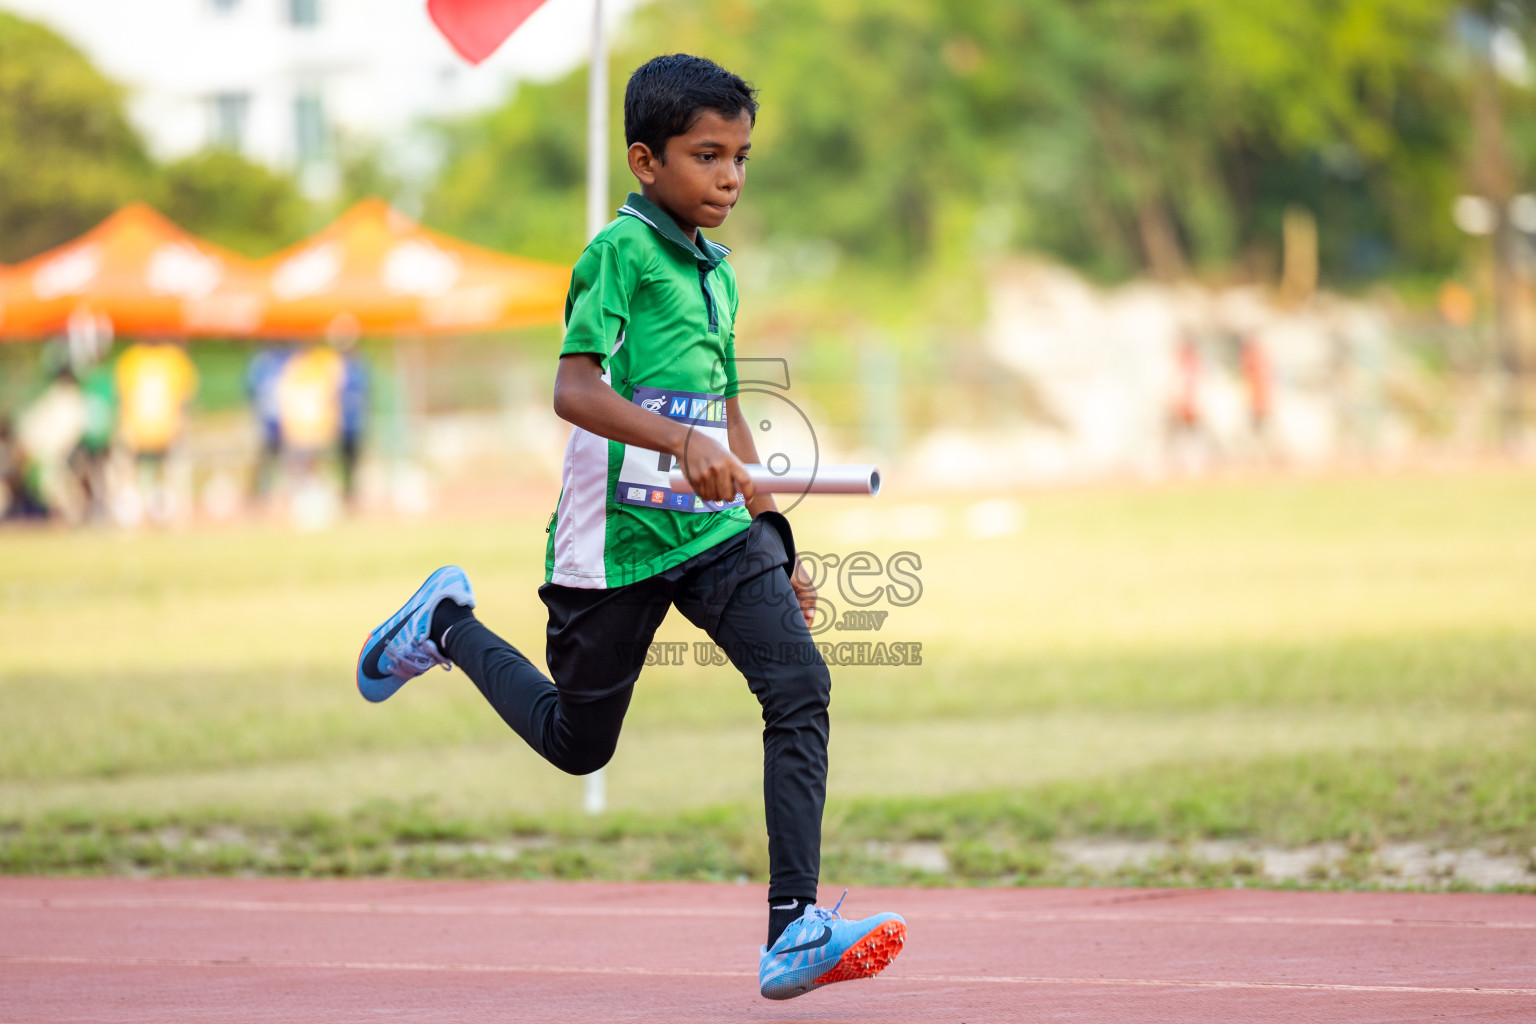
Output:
top-left (725, 397), bottom-right (817, 629)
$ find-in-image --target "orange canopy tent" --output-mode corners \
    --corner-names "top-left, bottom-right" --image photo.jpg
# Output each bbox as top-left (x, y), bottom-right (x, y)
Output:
top-left (0, 204), bottom-right (266, 339)
top-left (252, 198), bottom-right (568, 337)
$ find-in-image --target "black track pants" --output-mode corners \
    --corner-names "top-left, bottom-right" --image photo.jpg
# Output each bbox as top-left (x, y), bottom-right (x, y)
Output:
top-left (443, 513), bottom-right (831, 902)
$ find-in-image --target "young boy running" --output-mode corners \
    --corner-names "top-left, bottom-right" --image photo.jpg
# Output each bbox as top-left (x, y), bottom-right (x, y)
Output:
top-left (355, 54), bottom-right (905, 1000)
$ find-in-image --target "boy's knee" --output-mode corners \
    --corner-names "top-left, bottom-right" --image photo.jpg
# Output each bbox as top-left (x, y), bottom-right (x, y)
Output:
top-left (557, 748), bottom-right (615, 777)
top-left (552, 731), bottom-right (619, 776)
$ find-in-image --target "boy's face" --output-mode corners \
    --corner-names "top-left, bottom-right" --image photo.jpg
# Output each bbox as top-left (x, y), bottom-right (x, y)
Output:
top-left (629, 109), bottom-right (752, 241)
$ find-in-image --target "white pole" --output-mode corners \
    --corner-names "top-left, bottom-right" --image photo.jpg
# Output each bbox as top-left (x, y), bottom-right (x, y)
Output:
top-left (583, 0), bottom-right (609, 817)
top-left (586, 0), bottom-right (609, 245)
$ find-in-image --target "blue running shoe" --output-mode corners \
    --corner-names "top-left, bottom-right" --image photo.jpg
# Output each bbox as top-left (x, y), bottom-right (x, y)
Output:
top-left (355, 566), bottom-right (475, 703)
top-left (758, 891), bottom-right (906, 1000)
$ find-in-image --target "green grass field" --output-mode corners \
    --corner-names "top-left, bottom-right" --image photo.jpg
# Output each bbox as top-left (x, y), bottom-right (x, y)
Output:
top-left (1, 470), bottom-right (1533, 888)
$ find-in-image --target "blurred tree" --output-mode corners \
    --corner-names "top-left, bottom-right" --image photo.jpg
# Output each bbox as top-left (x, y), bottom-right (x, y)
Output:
top-left (423, 73), bottom-right (593, 265)
top-left (991, 0), bottom-right (1467, 279)
top-left (335, 136), bottom-right (407, 210)
top-left (0, 12), bottom-right (152, 262)
top-left (160, 150), bottom-right (312, 257)
top-left (429, 0), bottom-right (1508, 286)
top-left (630, 0), bottom-right (982, 270)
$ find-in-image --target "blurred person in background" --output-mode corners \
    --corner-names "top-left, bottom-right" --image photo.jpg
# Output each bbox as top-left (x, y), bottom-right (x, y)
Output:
top-left (74, 356), bottom-right (117, 522)
top-left (1241, 335), bottom-right (1273, 457)
top-left (0, 413), bottom-right (48, 520)
top-left (1167, 333), bottom-right (1209, 471)
top-left (336, 334), bottom-right (369, 509)
top-left (245, 342), bottom-right (291, 506)
top-left (17, 365), bottom-right (88, 523)
top-left (115, 339), bottom-right (199, 526)
top-left (275, 342), bottom-right (344, 523)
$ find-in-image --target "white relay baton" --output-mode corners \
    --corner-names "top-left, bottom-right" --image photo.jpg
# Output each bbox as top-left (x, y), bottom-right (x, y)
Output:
top-left (669, 464), bottom-right (881, 497)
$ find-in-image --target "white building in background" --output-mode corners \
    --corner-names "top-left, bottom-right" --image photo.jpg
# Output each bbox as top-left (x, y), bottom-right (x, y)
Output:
top-left (0, 0), bottom-right (639, 196)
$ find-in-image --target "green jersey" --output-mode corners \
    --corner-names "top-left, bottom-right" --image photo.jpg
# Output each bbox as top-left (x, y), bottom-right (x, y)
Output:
top-left (80, 364), bottom-right (117, 453)
top-left (545, 192), bottom-right (751, 589)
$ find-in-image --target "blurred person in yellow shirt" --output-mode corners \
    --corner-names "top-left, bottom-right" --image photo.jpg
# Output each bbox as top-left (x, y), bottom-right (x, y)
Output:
top-left (277, 344), bottom-right (344, 455)
top-left (114, 340), bottom-right (198, 525)
top-left (276, 343), bottom-right (345, 525)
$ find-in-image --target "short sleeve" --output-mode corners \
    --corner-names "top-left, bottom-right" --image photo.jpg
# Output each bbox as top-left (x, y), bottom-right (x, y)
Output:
top-left (721, 269), bottom-right (740, 399)
top-left (722, 336), bottom-right (739, 400)
top-left (561, 240), bottom-right (637, 364)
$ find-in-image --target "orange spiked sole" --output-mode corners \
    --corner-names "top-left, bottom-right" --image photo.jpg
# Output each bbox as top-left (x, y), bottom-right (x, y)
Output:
top-left (814, 919), bottom-right (907, 986)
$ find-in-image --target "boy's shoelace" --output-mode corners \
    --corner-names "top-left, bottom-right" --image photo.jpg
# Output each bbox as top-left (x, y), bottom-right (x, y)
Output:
top-left (796, 890), bottom-right (849, 932)
top-left (389, 638), bottom-right (451, 678)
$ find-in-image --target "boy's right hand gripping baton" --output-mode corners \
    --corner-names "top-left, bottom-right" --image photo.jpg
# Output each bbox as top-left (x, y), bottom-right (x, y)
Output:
top-left (669, 464), bottom-right (881, 497)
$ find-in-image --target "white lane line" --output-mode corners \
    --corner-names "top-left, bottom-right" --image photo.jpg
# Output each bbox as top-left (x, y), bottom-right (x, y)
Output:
top-left (1, 955), bottom-right (751, 980)
top-left (3, 897), bottom-right (1534, 930)
top-left (907, 973), bottom-right (1536, 996)
top-left (970, 912), bottom-right (1536, 931)
top-left (2, 955), bottom-right (1534, 996)
top-left (0, 898), bottom-right (744, 920)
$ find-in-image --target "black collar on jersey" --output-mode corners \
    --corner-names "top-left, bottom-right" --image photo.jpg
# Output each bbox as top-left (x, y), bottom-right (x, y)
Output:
top-left (617, 192), bottom-right (731, 271)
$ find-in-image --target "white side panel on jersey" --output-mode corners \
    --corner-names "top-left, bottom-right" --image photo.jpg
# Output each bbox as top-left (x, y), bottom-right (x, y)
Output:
top-left (548, 334), bottom-right (625, 589)
top-left (549, 425), bottom-right (611, 588)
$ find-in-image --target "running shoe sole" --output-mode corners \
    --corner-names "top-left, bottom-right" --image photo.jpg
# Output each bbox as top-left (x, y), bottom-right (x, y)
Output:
top-left (812, 918), bottom-right (906, 985)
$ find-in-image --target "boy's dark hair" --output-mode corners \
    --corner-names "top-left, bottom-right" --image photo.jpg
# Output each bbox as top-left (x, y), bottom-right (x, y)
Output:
top-left (624, 54), bottom-right (757, 161)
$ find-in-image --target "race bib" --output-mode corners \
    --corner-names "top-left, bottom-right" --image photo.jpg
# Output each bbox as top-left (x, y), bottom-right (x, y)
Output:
top-left (615, 385), bottom-right (744, 514)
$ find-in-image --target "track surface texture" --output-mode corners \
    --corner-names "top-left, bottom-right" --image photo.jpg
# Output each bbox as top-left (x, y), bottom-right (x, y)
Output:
top-left (2, 877), bottom-right (1533, 1022)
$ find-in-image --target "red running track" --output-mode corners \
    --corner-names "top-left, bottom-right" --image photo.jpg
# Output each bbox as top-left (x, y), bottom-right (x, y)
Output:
top-left (1, 877), bottom-right (1533, 1022)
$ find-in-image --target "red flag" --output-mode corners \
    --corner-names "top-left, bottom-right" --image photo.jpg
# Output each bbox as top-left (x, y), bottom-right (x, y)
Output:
top-left (428, 0), bottom-right (552, 65)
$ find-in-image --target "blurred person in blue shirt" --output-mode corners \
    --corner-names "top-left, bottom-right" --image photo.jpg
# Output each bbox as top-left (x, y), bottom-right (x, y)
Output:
top-left (335, 335), bottom-right (368, 508)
